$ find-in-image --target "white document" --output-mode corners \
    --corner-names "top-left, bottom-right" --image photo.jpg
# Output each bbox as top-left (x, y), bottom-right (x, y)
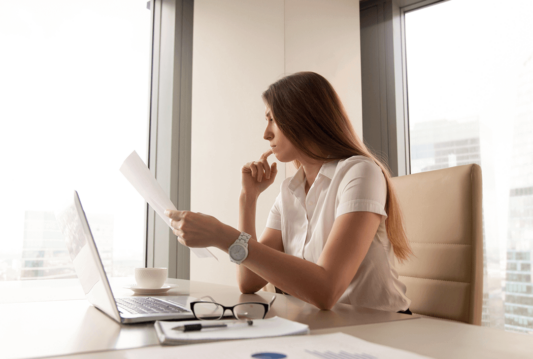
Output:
top-left (109, 332), bottom-right (433, 359)
top-left (155, 316), bottom-right (310, 345)
top-left (120, 150), bottom-right (216, 259)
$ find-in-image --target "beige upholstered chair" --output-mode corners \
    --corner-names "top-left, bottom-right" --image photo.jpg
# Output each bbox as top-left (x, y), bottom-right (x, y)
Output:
top-left (392, 164), bottom-right (483, 325)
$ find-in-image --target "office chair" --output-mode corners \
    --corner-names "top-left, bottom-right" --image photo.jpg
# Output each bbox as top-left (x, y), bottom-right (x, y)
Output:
top-left (392, 164), bottom-right (483, 325)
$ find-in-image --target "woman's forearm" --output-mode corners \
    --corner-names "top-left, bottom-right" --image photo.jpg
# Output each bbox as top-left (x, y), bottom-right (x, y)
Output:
top-left (167, 200), bottom-right (377, 310)
top-left (227, 212), bottom-right (379, 310)
top-left (242, 241), bottom-right (337, 309)
top-left (236, 192), bottom-right (268, 293)
top-left (238, 192), bottom-right (257, 238)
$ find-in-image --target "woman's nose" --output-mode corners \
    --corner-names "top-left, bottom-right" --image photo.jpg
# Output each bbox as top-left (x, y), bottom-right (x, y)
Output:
top-left (264, 129), bottom-right (273, 141)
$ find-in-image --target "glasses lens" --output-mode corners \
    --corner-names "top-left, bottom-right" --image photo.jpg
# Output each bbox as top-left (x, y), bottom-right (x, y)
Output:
top-left (194, 302), bottom-right (224, 320)
top-left (233, 303), bottom-right (266, 320)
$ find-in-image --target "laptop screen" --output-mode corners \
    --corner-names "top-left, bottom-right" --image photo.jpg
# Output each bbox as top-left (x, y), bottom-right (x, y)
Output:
top-left (55, 191), bottom-right (121, 322)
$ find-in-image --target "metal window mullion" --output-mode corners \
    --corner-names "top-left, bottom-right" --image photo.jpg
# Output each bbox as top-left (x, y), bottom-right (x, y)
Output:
top-left (146, 0), bottom-right (192, 279)
top-left (146, 0), bottom-right (162, 270)
top-left (397, 0), bottom-right (411, 176)
top-left (396, 0), bottom-right (449, 175)
top-left (174, 0), bottom-right (194, 278)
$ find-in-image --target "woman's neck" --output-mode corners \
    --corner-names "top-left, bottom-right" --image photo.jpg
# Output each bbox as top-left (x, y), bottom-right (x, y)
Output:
top-left (301, 160), bottom-right (323, 195)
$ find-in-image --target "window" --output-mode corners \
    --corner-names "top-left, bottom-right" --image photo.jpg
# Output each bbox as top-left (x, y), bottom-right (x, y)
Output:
top-left (0, 0), bottom-right (152, 281)
top-left (405, 0), bottom-right (533, 333)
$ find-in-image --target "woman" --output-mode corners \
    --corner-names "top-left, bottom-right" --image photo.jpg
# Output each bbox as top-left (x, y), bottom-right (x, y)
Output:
top-left (165, 72), bottom-right (412, 312)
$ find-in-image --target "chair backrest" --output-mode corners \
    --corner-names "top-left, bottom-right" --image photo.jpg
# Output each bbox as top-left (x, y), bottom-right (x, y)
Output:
top-left (391, 164), bottom-right (483, 325)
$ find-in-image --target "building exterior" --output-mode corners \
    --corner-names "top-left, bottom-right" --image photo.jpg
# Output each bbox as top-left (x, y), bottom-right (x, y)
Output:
top-left (20, 211), bottom-right (114, 280)
top-left (481, 228), bottom-right (492, 327)
top-left (504, 54), bottom-right (533, 333)
top-left (410, 118), bottom-right (481, 174)
top-left (504, 250), bottom-right (533, 333)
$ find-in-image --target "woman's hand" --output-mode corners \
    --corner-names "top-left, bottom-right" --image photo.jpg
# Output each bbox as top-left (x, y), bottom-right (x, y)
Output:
top-left (242, 149), bottom-right (278, 198)
top-left (165, 210), bottom-right (240, 250)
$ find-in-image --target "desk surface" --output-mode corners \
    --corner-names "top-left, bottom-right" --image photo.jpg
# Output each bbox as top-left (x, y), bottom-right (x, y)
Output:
top-left (314, 318), bottom-right (533, 359)
top-left (0, 278), bottom-right (416, 359)
top-left (53, 318), bottom-right (533, 359)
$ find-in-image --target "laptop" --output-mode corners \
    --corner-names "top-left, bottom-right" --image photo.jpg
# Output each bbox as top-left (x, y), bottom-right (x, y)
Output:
top-left (55, 191), bottom-right (196, 324)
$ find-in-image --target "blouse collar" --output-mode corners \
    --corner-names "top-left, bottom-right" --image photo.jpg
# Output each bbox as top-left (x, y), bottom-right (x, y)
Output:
top-left (288, 160), bottom-right (339, 194)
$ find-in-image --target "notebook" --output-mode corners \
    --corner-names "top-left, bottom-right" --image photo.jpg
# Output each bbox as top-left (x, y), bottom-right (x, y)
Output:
top-left (154, 316), bottom-right (310, 345)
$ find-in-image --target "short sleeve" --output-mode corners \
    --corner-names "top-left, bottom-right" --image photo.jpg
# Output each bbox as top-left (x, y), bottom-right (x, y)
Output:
top-left (336, 160), bottom-right (388, 219)
top-left (265, 193), bottom-right (282, 230)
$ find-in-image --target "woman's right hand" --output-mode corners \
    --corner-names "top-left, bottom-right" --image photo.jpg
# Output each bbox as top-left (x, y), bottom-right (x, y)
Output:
top-left (241, 149), bottom-right (278, 198)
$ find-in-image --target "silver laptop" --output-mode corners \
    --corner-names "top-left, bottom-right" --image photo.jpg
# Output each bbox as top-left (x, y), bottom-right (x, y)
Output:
top-left (55, 191), bottom-right (196, 324)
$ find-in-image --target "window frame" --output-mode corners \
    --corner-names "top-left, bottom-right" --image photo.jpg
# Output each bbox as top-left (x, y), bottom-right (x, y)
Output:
top-left (360, 0), bottom-right (448, 177)
top-left (146, 0), bottom-right (194, 279)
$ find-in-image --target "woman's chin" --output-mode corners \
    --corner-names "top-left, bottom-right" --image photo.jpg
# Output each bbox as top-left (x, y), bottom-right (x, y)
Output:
top-left (271, 149), bottom-right (294, 163)
top-left (273, 153), bottom-right (287, 163)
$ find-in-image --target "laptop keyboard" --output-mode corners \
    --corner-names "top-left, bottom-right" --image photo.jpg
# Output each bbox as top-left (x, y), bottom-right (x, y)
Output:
top-left (116, 297), bottom-right (190, 315)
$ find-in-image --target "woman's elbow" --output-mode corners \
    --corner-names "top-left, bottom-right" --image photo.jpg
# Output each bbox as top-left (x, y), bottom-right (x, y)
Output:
top-left (310, 293), bottom-right (339, 311)
top-left (315, 303), bottom-right (334, 311)
top-left (310, 287), bottom-right (344, 310)
top-left (238, 281), bottom-right (260, 294)
top-left (313, 298), bottom-right (336, 311)
top-left (239, 286), bottom-right (257, 294)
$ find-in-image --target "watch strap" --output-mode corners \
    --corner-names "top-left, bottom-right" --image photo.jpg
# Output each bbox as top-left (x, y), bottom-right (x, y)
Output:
top-left (235, 232), bottom-right (251, 246)
top-left (229, 232), bottom-right (251, 264)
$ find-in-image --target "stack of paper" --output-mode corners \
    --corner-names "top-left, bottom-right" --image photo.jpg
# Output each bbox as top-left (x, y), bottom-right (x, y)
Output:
top-left (154, 316), bottom-right (310, 345)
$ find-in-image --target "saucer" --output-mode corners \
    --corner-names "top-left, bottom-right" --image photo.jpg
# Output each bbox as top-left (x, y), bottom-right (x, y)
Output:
top-left (124, 284), bottom-right (177, 295)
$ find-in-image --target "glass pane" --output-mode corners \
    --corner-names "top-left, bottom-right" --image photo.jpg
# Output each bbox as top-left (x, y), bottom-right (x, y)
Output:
top-left (0, 0), bottom-right (151, 281)
top-left (234, 303), bottom-right (266, 320)
top-left (406, 0), bottom-right (533, 333)
top-left (194, 302), bottom-right (225, 320)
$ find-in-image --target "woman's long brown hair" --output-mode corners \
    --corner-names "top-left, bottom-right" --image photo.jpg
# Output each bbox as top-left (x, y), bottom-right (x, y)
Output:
top-left (263, 72), bottom-right (412, 262)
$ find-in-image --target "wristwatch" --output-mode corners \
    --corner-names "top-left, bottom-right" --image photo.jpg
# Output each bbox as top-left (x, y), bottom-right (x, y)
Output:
top-left (228, 232), bottom-right (251, 264)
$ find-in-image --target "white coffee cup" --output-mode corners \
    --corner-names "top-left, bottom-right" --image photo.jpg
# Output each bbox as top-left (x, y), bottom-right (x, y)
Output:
top-left (134, 267), bottom-right (168, 289)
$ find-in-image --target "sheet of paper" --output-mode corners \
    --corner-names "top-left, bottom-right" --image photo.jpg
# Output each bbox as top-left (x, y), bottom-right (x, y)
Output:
top-left (120, 150), bottom-right (216, 259)
top-left (106, 332), bottom-right (433, 359)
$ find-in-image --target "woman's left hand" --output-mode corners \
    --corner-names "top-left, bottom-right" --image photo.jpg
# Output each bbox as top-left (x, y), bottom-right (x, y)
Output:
top-left (164, 210), bottom-right (239, 251)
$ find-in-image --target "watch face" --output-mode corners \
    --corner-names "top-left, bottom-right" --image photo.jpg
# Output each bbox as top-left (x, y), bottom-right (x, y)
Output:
top-left (230, 244), bottom-right (246, 261)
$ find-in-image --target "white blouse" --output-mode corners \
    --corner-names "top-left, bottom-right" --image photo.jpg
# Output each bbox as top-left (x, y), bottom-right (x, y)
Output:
top-left (266, 155), bottom-right (411, 312)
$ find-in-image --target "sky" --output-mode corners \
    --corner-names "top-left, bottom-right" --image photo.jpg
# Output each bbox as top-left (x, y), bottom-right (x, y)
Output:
top-left (406, 0), bottom-right (533, 125)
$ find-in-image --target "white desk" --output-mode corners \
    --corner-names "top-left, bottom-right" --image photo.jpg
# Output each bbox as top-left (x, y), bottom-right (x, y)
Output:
top-left (3, 278), bottom-right (532, 359)
top-left (0, 278), bottom-right (417, 359)
top-left (35, 318), bottom-right (533, 359)
top-left (314, 318), bottom-right (533, 359)
top-left (27, 317), bottom-right (533, 359)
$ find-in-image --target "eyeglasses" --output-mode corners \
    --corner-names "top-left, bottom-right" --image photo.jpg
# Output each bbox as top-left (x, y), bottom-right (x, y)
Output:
top-left (190, 296), bottom-right (276, 321)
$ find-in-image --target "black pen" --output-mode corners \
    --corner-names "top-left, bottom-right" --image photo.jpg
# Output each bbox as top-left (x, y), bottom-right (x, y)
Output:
top-left (171, 320), bottom-right (254, 332)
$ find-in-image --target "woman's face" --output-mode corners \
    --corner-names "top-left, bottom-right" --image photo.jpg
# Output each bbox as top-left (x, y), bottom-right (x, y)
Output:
top-left (263, 107), bottom-right (299, 163)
